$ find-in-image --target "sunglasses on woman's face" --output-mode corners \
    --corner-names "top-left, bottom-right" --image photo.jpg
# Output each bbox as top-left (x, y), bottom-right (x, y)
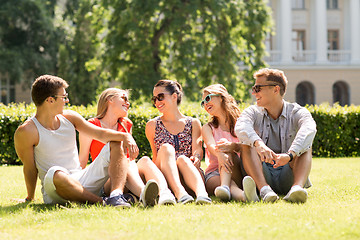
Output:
top-left (201, 94), bottom-right (220, 107)
top-left (116, 94), bottom-right (129, 103)
top-left (251, 84), bottom-right (278, 93)
top-left (151, 93), bottom-right (171, 105)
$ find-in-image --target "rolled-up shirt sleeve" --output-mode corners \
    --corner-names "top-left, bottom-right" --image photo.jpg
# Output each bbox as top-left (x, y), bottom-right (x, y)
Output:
top-left (235, 106), bottom-right (262, 147)
top-left (289, 107), bottom-right (317, 156)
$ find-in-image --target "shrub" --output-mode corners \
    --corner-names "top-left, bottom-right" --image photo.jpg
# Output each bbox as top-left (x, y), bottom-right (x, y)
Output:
top-left (1, 102), bottom-right (359, 165)
top-left (308, 103), bottom-right (360, 157)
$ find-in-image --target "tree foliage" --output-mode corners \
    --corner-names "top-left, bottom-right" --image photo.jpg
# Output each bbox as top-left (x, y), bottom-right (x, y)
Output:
top-left (102, 0), bottom-right (272, 100)
top-left (0, 0), bottom-right (59, 83)
top-left (0, 0), bottom-right (272, 104)
top-left (57, 0), bottom-right (108, 105)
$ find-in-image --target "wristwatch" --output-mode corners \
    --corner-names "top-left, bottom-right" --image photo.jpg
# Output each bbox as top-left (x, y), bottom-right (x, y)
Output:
top-left (286, 152), bottom-right (294, 162)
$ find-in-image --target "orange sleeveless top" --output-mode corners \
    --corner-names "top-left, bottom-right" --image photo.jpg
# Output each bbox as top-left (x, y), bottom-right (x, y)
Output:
top-left (88, 117), bottom-right (132, 161)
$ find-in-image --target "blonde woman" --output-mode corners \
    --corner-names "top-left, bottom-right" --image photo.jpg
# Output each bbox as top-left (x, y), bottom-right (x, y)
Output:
top-left (145, 80), bottom-right (211, 204)
top-left (79, 88), bottom-right (176, 206)
top-left (201, 84), bottom-right (259, 202)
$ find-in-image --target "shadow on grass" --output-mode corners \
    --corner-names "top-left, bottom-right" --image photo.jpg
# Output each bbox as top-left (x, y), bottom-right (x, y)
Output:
top-left (0, 201), bottom-right (98, 215)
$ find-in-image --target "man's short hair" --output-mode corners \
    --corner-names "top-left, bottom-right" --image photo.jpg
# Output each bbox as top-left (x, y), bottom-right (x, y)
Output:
top-left (254, 68), bottom-right (288, 96)
top-left (31, 75), bottom-right (69, 106)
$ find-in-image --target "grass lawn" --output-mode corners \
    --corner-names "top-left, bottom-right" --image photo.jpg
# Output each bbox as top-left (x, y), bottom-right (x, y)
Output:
top-left (0, 158), bottom-right (359, 240)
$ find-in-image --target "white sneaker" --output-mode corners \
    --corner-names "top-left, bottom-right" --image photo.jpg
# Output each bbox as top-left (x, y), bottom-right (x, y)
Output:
top-left (242, 176), bottom-right (259, 202)
top-left (140, 179), bottom-right (159, 207)
top-left (283, 185), bottom-right (308, 203)
top-left (260, 186), bottom-right (279, 203)
top-left (215, 185), bottom-right (231, 201)
top-left (158, 189), bottom-right (176, 205)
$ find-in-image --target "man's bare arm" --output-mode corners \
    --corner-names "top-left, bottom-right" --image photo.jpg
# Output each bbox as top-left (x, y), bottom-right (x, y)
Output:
top-left (14, 120), bottom-right (39, 201)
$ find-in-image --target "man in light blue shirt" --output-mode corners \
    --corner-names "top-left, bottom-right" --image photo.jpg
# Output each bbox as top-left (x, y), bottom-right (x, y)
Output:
top-left (235, 68), bottom-right (317, 203)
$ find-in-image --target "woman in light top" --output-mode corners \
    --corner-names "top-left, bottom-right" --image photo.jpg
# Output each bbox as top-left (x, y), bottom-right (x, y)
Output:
top-left (201, 84), bottom-right (258, 202)
top-left (79, 88), bottom-right (176, 206)
top-left (145, 80), bottom-right (211, 204)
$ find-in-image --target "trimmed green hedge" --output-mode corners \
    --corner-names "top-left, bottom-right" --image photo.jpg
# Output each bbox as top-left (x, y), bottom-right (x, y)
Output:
top-left (1, 102), bottom-right (359, 165)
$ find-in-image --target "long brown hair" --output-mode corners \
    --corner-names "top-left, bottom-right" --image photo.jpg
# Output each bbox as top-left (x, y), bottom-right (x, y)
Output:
top-left (96, 88), bottom-right (129, 119)
top-left (202, 84), bottom-right (241, 137)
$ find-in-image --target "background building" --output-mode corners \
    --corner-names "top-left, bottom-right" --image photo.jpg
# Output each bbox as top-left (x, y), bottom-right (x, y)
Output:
top-left (266, 0), bottom-right (360, 106)
top-left (2, 0), bottom-right (359, 106)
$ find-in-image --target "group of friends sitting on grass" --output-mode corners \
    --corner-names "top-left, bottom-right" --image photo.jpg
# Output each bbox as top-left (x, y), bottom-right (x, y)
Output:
top-left (14, 68), bottom-right (317, 208)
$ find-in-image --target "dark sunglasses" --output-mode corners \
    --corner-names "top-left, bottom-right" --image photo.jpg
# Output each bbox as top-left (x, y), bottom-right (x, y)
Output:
top-left (201, 94), bottom-right (220, 107)
top-left (252, 84), bottom-right (278, 93)
top-left (52, 93), bottom-right (69, 101)
top-left (120, 95), bottom-right (129, 102)
top-left (151, 93), bottom-right (171, 105)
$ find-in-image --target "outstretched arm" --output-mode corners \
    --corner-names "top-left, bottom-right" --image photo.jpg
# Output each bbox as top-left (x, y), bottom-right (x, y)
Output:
top-left (78, 131), bottom-right (93, 169)
top-left (64, 110), bottom-right (139, 160)
top-left (14, 120), bottom-right (39, 201)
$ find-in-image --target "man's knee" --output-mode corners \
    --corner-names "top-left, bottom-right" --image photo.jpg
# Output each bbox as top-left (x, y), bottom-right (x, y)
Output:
top-left (240, 144), bottom-right (251, 156)
top-left (109, 141), bottom-right (126, 158)
top-left (53, 170), bottom-right (71, 188)
top-left (240, 144), bottom-right (257, 162)
top-left (292, 149), bottom-right (312, 165)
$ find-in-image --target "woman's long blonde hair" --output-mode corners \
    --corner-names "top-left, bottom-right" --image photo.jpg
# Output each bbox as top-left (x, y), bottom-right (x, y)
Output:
top-left (96, 88), bottom-right (129, 119)
top-left (202, 84), bottom-right (241, 137)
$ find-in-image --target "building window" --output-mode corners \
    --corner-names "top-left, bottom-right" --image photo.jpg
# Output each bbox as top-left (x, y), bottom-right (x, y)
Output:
top-left (292, 30), bottom-right (306, 50)
top-left (333, 81), bottom-right (350, 106)
top-left (292, 30), bottom-right (306, 61)
top-left (296, 81), bottom-right (315, 106)
top-left (0, 77), bottom-right (15, 104)
top-left (328, 30), bottom-right (339, 50)
top-left (292, 0), bottom-right (305, 9)
top-left (327, 0), bottom-right (338, 9)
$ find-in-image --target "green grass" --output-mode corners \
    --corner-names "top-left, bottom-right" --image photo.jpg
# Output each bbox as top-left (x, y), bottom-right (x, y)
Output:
top-left (1, 158), bottom-right (360, 240)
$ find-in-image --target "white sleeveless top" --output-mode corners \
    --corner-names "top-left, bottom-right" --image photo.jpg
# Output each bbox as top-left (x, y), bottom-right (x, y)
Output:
top-left (32, 115), bottom-right (81, 185)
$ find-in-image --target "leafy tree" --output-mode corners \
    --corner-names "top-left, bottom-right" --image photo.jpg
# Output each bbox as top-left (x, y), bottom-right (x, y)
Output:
top-left (57, 0), bottom-right (108, 105)
top-left (102, 0), bottom-right (272, 100)
top-left (0, 0), bottom-right (59, 85)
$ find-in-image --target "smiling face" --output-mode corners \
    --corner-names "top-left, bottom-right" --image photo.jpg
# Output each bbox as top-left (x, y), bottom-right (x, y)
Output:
top-left (202, 91), bottom-right (222, 116)
top-left (110, 91), bottom-right (130, 118)
top-left (252, 76), bottom-right (278, 108)
top-left (152, 86), bottom-right (175, 112)
top-left (50, 87), bottom-right (69, 114)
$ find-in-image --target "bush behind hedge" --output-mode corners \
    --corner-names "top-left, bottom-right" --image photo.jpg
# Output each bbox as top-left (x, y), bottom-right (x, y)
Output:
top-left (1, 102), bottom-right (359, 165)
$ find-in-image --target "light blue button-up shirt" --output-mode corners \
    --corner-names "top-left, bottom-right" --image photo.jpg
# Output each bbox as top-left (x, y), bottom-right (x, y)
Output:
top-left (235, 100), bottom-right (317, 156)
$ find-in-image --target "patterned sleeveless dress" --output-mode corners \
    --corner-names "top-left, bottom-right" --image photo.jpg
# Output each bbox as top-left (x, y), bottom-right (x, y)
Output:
top-left (154, 116), bottom-right (193, 159)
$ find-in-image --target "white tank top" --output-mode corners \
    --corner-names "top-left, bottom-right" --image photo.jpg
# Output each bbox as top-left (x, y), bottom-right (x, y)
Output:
top-left (32, 115), bottom-right (81, 185)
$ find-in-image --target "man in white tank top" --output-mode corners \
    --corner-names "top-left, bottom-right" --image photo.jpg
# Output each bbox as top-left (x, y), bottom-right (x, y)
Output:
top-left (14, 75), bottom-right (140, 207)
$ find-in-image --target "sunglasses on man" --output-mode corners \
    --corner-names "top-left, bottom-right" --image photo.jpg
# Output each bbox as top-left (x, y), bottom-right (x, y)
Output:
top-left (52, 93), bottom-right (69, 101)
top-left (200, 94), bottom-right (220, 107)
top-left (251, 84), bottom-right (278, 93)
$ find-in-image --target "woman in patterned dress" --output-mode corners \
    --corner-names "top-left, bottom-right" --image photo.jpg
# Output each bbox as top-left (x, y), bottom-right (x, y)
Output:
top-left (145, 80), bottom-right (211, 204)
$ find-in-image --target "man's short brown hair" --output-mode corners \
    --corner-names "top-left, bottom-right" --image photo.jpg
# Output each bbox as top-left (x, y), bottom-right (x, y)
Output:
top-left (31, 75), bottom-right (69, 106)
top-left (254, 68), bottom-right (288, 96)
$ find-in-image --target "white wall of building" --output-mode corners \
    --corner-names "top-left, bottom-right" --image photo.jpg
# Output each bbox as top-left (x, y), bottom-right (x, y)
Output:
top-left (266, 0), bottom-right (360, 106)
